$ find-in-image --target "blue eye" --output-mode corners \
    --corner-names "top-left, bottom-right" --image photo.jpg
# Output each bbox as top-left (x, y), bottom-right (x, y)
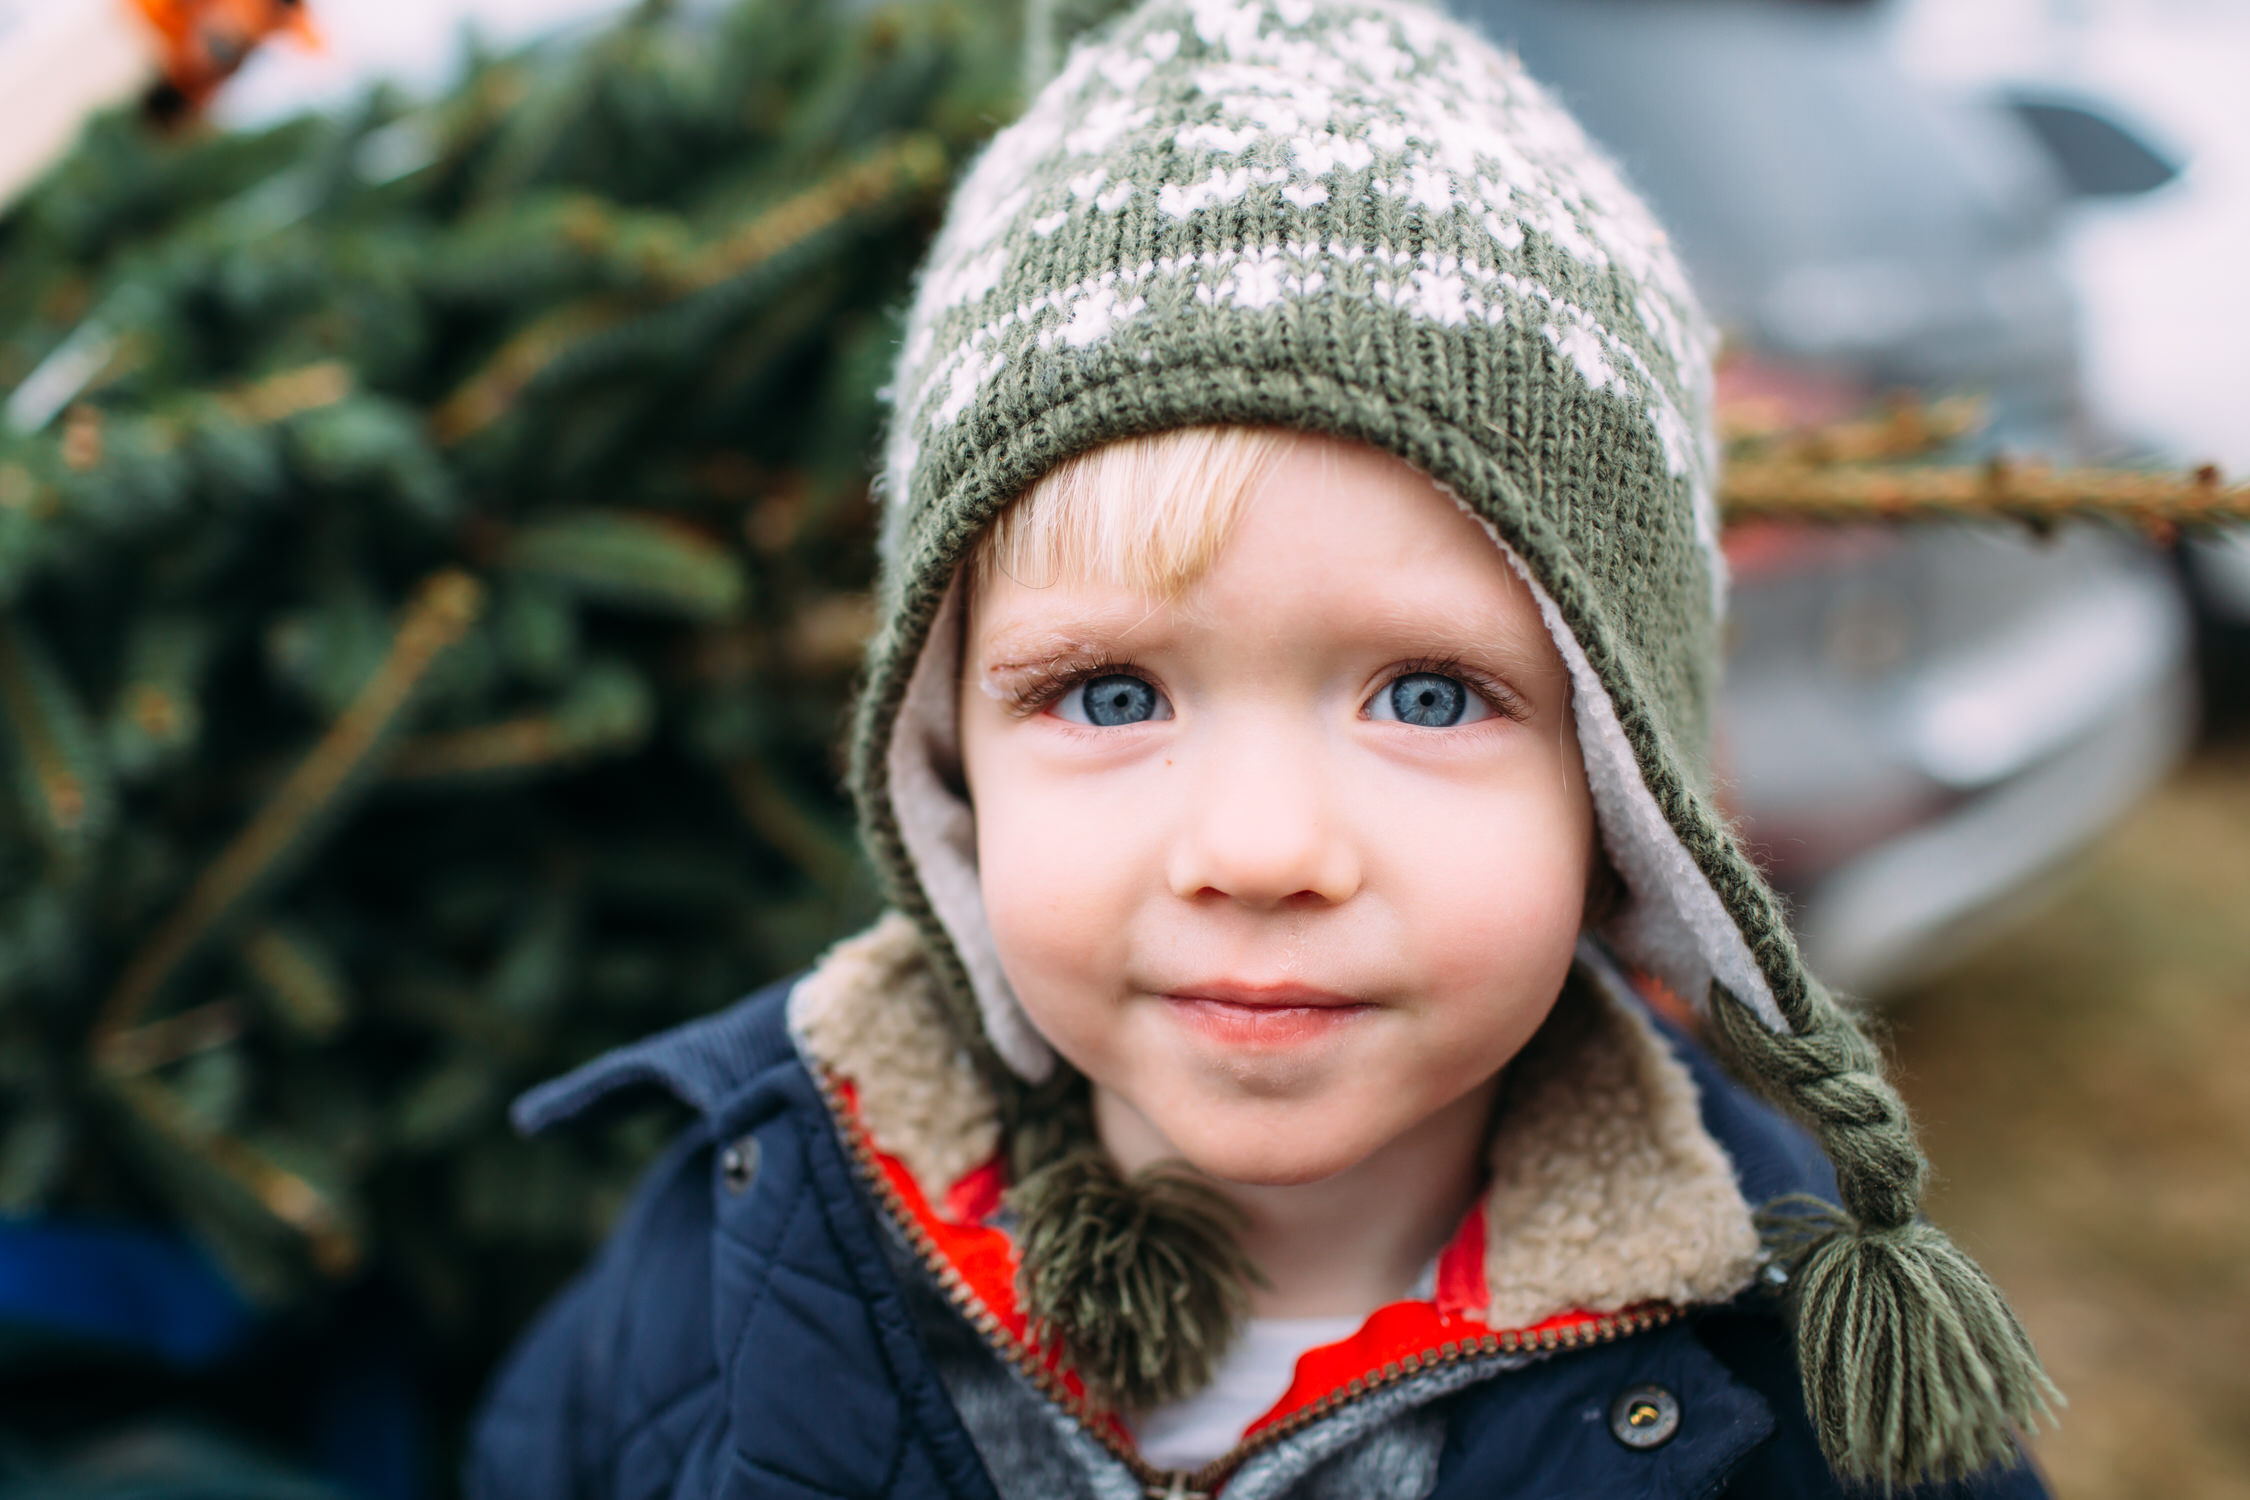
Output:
top-left (1059, 673), bottom-right (1169, 726)
top-left (1372, 672), bottom-right (1489, 727)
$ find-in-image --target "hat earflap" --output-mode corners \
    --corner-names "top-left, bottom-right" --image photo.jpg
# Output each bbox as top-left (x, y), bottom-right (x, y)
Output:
top-left (1709, 984), bottom-right (2060, 1488)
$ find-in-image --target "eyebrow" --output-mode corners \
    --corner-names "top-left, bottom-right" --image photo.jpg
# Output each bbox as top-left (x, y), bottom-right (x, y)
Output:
top-left (1349, 601), bottom-right (1568, 687)
top-left (971, 608), bottom-right (1177, 670)
top-left (972, 629), bottom-right (1139, 685)
top-left (972, 606), bottom-right (1566, 694)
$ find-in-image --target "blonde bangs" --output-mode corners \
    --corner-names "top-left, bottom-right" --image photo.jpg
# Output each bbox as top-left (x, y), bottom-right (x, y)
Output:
top-left (972, 426), bottom-right (1294, 598)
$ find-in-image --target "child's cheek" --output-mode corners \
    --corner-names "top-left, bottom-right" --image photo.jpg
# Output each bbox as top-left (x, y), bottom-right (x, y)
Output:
top-left (1349, 741), bottom-right (1591, 930)
top-left (1338, 755), bottom-right (1594, 1090)
top-left (969, 748), bottom-right (1161, 1060)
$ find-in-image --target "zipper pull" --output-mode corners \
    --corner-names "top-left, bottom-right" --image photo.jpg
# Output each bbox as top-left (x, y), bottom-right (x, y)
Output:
top-left (1147, 1476), bottom-right (1208, 1500)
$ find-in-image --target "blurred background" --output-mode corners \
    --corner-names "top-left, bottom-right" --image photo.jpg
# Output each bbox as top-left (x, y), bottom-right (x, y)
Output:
top-left (0, 0), bottom-right (2242, 1496)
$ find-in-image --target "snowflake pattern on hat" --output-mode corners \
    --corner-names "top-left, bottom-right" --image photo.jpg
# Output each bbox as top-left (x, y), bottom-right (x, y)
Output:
top-left (885, 0), bottom-right (1721, 588)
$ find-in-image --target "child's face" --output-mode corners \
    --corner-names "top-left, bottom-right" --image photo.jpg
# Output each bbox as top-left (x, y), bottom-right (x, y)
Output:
top-left (958, 433), bottom-right (1594, 1187)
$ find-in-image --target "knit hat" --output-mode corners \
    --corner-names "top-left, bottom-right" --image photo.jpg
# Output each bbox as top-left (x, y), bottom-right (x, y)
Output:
top-left (847, 0), bottom-right (2054, 1484)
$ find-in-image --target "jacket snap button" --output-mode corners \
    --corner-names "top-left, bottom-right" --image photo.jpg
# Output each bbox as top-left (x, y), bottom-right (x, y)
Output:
top-left (1609, 1384), bottom-right (1681, 1450)
top-left (719, 1136), bottom-right (760, 1194)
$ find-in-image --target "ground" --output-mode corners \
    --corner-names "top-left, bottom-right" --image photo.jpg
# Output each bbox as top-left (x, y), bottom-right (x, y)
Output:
top-left (1888, 747), bottom-right (2250, 1499)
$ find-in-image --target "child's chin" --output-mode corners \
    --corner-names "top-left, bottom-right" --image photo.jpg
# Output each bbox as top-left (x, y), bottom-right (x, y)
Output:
top-left (1160, 1114), bottom-right (1376, 1188)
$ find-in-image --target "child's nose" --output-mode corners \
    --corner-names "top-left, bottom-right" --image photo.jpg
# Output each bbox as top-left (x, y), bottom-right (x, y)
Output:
top-left (1163, 734), bottom-right (1360, 909)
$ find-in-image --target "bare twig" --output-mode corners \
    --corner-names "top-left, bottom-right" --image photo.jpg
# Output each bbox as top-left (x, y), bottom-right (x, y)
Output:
top-left (1720, 458), bottom-right (2249, 532)
top-left (1720, 393), bottom-right (1989, 465)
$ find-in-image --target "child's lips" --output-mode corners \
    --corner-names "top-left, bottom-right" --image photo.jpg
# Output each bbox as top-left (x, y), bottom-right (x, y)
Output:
top-left (1161, 982), bottom-right (1375, 1046)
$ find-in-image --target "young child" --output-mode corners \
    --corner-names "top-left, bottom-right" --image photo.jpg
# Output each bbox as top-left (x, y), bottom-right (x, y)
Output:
top-left (469, 1), bottom-right (2058, 1495)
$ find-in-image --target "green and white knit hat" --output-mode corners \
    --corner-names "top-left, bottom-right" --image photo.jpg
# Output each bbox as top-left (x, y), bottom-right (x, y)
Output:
top-left (849, 0), bottom-right (2054, 1483)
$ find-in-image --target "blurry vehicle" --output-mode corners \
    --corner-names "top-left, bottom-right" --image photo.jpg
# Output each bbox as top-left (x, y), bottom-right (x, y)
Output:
top-left (1721, 521), bottom-right (2190, 992)
top-left (1463, 0), bottom-right (2196, 994)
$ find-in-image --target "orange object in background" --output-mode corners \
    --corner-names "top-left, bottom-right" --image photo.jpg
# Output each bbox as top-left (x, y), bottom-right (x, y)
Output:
top-left (131, 0), bottom-right (320, 110)
top-left (1, 0), bottom-right (313, 210)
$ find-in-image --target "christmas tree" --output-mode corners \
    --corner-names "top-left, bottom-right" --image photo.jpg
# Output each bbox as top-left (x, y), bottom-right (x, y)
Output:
top-left (0, 0), bottom-right (1014, 1488)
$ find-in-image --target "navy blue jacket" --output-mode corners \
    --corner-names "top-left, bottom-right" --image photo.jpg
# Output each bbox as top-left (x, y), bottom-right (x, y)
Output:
top-left (467, 977), bottom-right (2049, 1500)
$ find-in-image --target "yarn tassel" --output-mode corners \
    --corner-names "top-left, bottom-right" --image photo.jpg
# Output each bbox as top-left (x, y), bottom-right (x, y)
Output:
top-left (1762, 1197), bottom-right (2059, 1487)
top-left (1716, 988), bottom-right (2060, 1488)
top-left (1004, 1067), bottom-right (1258, 1412)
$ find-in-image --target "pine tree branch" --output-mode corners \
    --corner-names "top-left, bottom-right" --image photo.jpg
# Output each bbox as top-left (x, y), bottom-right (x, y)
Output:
top-left (431, 133), bottom-right (949, 445)
top-left (721, 755), bottom-right (861, 890)
top-left (93, 571), bottom-right (484, 1049)
top-left (670, 133), bottom-right (948, 294)
top-left (426, 303), bottom-right (618, 449)
top-left (105, 1070), bottom-right (360, 1276)
top-left (383, 709), bottom-right (640, 782)
top-left (0, 613), bottom-right (113, 852)
top-left (91, 997), bottom-right (241, 1075)
top-left (237, 924), bottom-right (350, 1039)
top-left (217, 359), bottom-right (355, 426)
top-left (0, 619), bottom-right (93, 838)
top-left (500, 512), bottom-right (747, 620)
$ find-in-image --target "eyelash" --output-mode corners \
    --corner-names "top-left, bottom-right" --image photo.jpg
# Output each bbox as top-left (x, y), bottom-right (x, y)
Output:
top-left (1009, 654), bottom-right (1530, 724)
top-left (1002, 653), bottom-right (1135, 720)
top-left (1384, 655), bottom-right (1531, 724)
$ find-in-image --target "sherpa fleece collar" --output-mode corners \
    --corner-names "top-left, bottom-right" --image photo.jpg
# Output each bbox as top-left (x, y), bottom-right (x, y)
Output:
top-left (787, 913), bottom-right (1761, 1430)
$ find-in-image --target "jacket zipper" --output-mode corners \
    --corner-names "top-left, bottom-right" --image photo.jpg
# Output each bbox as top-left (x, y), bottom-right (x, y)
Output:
top-left (815, 1066), bottom-right (1679, 1498)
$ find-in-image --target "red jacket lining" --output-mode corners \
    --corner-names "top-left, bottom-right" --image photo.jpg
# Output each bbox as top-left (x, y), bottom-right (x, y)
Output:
top-left (839, 1080), bottom-right (1634, 1446)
